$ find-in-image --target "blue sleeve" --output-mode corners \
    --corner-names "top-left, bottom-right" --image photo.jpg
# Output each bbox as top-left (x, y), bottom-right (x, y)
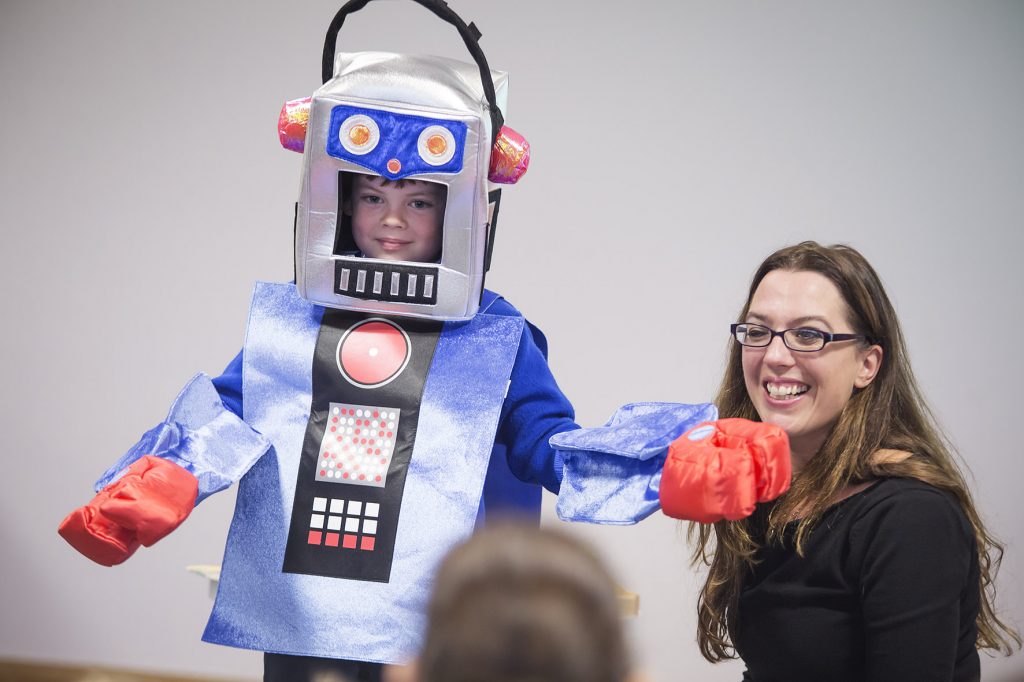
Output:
top-left (94, 352), bottom-right (271, 504)
top-left (211, 350), bottom-right (244, 418)
top-left (551, 401), bottom-right (716, 525)
top-left (497, 320), bottom-right (580, 494)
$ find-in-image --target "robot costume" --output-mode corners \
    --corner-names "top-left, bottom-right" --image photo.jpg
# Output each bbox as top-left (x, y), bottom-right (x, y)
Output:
top-left (60, 0), bottom-right (720, 667)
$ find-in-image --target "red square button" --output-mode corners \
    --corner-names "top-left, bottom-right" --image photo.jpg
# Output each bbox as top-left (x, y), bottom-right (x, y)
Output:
top-left (343, 534), bottom-right (357, 549)
top-left (325, 532), bottom-right (340, 547)
top-left (360, 536), bottom-right (375, 551)
top-left (307, 530), bottom-right (322, 545)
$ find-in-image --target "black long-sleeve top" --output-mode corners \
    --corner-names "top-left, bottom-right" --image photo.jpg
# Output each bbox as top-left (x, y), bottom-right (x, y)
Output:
top-left (735, 477), bottom-right (980, 682)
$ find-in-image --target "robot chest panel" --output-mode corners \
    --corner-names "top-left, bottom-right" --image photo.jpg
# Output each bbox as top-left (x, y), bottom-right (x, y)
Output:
top-left (283, 309), bottom-right (442, 583)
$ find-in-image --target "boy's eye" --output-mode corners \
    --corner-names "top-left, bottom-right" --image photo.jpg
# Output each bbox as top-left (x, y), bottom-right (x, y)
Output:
top-left (360, 194), bottom-right (383, 204)
top-left (410, 200), bottom-right (434, 209)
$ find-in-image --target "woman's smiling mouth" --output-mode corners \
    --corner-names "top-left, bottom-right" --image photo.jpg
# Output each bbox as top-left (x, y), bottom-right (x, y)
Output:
top-left (765, 381), bottom-right (810, 401)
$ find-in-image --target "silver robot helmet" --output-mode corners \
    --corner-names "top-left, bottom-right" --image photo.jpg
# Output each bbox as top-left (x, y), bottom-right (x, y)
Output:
top-left (279, 0), bottom-right (529, 321)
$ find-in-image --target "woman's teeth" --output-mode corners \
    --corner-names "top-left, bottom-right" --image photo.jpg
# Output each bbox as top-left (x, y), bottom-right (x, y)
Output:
top-left (766, 383), bottom-right (809, 399)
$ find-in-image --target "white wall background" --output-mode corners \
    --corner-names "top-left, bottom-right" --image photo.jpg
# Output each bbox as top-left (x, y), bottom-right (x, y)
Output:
top-left (1, 1), bottom-right (1021, 680)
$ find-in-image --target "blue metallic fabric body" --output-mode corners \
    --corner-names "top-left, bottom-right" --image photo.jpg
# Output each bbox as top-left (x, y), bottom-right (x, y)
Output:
top-left (92, 281), bottom-right (718, 664)
top-left (201, 283), bottom-right (528, 663)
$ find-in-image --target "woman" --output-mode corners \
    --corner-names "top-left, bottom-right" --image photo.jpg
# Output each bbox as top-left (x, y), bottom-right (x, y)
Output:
top-left (689, 242), bottom-right (1018, 680)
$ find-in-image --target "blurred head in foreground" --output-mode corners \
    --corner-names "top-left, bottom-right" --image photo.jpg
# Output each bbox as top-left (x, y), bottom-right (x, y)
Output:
top-left (417, 523), bottom-right (632, 682)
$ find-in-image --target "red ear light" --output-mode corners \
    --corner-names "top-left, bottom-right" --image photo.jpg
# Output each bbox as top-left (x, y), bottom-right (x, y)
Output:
top-left (279, 97), bottom-right (312, 153)
top-left (488, 125), bottom-right (530, 184)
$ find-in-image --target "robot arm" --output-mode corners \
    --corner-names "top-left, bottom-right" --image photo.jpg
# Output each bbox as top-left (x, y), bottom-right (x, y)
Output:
top-left (551, 409), bottom-right (791, 525)
top-left (551, 402), bottom-right (718, 524)
top-left (59, 365), bottom-right (272, 565)
top-left (91, 369), bottom-right (270, 503)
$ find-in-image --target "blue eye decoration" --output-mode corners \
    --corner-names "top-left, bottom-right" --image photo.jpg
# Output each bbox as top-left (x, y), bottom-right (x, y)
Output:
top-left (326, 105), bottom-right (467, 179)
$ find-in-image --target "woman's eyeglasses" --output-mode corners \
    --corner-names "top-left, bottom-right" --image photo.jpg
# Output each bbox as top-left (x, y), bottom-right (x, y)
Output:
top-left (730, 323), bottom-right (870, 352)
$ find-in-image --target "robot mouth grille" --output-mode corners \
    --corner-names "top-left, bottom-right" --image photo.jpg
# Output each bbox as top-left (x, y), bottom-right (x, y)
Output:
top-left (334, 260), bottom-right (439, 305)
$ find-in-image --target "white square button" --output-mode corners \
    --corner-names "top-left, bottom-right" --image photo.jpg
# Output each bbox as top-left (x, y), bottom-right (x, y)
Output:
top-left (327, 516), bottom-right (342, 531)
top-left (365, 502), bottom-right (380, 518)
top-left (330, 498), bottom-right (346, 514)
top-left (312, 497), bottom-right (327, 512)
top-left (362, 519), bottom-right (377, 535)
top-left (345, 517), bottom-right (360, 533)
top-left (348, 500), bottom-right (363, 515)
top-left (310, 514), bottom-right (325, 529)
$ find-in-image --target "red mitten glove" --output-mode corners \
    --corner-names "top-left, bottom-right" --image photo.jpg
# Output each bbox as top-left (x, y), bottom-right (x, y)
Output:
top-left (58, 455), bottom-right (198, 566)
top-left (659, 419), bottom-right (791, 523)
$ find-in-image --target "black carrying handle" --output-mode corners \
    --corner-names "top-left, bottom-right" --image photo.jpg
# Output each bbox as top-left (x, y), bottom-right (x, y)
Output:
top-left (322, 0), bottom-right (505, 145)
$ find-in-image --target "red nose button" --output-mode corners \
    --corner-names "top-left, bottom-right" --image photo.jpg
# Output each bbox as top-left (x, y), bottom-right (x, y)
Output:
top-left (337, 319), bottom-right (410, 388)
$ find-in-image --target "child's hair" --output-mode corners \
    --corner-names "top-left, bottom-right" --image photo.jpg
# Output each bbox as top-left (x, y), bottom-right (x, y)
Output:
top-left (419, 523), bottom-right (631, 682)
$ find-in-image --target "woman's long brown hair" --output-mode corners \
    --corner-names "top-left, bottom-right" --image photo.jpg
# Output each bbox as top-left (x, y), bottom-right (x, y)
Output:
top-left (692, 241), bottom-right (1020, 661)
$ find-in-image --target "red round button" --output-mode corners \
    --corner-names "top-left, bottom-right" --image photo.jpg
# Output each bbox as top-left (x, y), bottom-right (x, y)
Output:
top-left (337, 319), bottom-right (410, 388)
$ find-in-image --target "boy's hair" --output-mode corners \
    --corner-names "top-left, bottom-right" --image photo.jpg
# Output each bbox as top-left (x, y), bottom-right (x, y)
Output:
top-left (352, 173), bottom-right (441, 190)
top-left (419, 523), bottom-right (631, 682)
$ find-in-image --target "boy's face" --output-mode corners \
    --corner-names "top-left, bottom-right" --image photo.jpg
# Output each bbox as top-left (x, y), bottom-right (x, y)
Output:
top-left (346, 174), bottom-right (446, 263)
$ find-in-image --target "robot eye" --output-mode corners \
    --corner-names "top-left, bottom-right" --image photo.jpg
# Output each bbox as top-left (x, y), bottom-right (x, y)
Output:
top-left (417, 125), bottom-right (456, 166)
top-left (339, 115), bottom-right (380, 155)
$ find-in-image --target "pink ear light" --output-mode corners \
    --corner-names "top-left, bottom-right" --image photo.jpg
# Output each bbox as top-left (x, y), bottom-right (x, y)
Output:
top-left (279, 97), bottom-right (312, 153)
top-left (488, 125), bottom-right (530, 184)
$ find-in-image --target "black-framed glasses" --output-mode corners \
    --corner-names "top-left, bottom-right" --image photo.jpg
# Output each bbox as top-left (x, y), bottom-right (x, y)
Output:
top-left (730, 323), bottom-right (869, 352)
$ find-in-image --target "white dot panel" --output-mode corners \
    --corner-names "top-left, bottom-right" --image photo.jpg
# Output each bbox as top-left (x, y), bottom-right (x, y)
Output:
top-left (315, 402), bottom-right (402, 488)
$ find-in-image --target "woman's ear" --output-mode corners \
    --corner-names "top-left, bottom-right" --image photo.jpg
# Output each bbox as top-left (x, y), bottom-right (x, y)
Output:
top-left (854, 344), bottom-right (883, 389)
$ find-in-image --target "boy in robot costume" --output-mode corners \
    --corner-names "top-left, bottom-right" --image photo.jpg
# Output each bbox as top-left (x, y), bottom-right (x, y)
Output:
top-left (58, 0), bottom-right (791, 675)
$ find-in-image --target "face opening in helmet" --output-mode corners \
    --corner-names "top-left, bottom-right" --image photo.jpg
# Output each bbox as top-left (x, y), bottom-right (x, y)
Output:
top-left (334, 171), bottom-right (448, 265)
